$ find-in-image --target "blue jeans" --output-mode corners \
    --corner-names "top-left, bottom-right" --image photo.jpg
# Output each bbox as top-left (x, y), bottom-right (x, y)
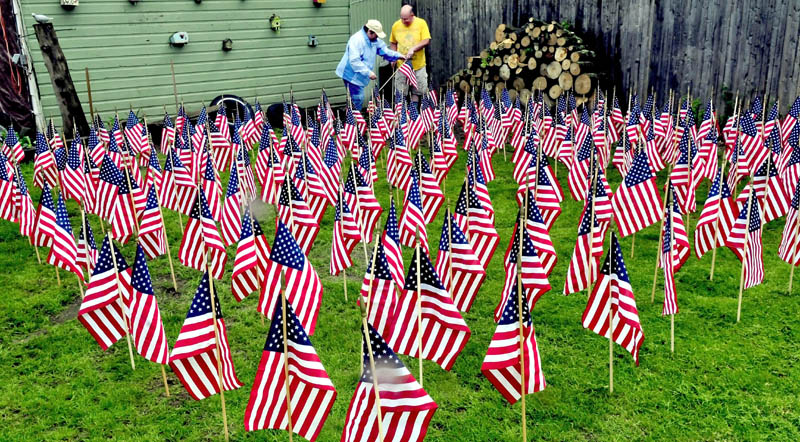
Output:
top-left (344, 80), bottom-right (366, 110)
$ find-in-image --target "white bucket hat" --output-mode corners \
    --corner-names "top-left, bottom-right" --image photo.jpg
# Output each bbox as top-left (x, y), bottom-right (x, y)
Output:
top-left (365, 19), bottom-right (386, 39)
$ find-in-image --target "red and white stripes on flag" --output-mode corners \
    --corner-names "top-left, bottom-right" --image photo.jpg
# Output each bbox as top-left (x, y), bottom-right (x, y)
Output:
top-left (178, 191), bottom-right (228, 280)
top-left (129, 244), bottom-right (170, 364)
top-left (779, 179), bottom-right (800, 266)
top-left (48, 192), bottom-right (84, 281)
top-left (231, 209), bottom-right (262, 302)
top-left (435, 209), bottom-right (486, 313)
top-left (582, 233), bottom-right (644, 364)
top-left (724, 187), bottom-right (765, 290)
top-left (138, 186), bottom-right (167, 260)
top-left (398, 61), bottom-right (419, 90)
top-left (169, 272), bottom-right (242, 400)
top-left (342, 324), bottom-right (437, 442)
top-left (243, 300), bottom-right (336, 441)
top-left (563, 189), bottom-right (607, 295)
top-left (481, 278), bottom-right (546, 403)
top-left (330, 196), bottom-right (362, 276)
top-left (77, 237), bottom-right (133, 350)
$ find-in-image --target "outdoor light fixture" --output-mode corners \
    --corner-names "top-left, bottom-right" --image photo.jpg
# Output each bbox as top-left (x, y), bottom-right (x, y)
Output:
top-left (169, 32), bottom-right (189, 47)
top-left (128, 0), bottom-right (140, 4)
top-left (60, 0), bottom-right (78, 10)
top-left (308, 35), bottom-right (318, 47)
top-left (269, 14), bottom-right (281, 33)
top-left (222, 39), bottom-right (233, 51)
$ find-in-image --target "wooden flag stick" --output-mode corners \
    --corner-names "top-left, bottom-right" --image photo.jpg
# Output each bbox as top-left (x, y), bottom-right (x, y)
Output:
top-left (362, 232), bottom-right (382, 378)
top-left (668, 186), bottom-right (676, 354)
top-left (279, 286), bottom-right (295, 442)
top-left (517, 177), bottom-right (528, 442)
top-left (350, 164), bottom-right (370, 264)
top-left (106, 233), bottom-right (136, 370)
top-left (144, 118), bottom-right (178, 291)
top-left (608, 228), bottom-right (614, 393)
top-left (414, 227), bottom-right (424, 387)
top-left (170, 61), bottom-right (180, 113)
top-left (585, 150), bottom-right (598, 296)
top-left (446, 204), bottom-right (454, 300)
top-left (360, 300), bottom-right (385, 442)
top-left (652, 94), bottom-right (679, 303)
top-left (205, 254), bottom-right (230, 442)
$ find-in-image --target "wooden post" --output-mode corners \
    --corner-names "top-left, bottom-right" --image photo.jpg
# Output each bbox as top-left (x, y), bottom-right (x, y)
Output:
top-left (414, 228), bottom-right (424, 387)
top-left (206, 255), bottom-right (230, 442)
top-left (107, 233), bottom-right (136, 370)
top-left (170, 61), bottom-right (180, 113)
top-left (31, 23), bottom-right (90, 140)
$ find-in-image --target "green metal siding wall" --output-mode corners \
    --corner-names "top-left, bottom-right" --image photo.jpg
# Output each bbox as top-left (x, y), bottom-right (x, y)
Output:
top-left (348, 0), bottom-right (400, 100)
top-left (20, 0), bottom-right (356, 122)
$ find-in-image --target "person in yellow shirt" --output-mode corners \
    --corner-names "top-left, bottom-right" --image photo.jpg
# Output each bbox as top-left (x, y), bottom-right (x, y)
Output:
top-left (389, 5), bottom-right (431, 103)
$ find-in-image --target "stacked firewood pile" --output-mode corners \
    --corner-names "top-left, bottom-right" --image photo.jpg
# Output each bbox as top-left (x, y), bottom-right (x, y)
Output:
top-left (450, 19), bottom-right (600, 104)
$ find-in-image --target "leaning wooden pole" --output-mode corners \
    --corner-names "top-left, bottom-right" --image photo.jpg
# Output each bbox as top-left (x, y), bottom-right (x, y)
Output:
top-left (206, 254), bottom-right (230, 442)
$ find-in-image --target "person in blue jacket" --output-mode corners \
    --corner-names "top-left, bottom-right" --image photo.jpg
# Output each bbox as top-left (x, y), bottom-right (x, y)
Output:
top-left (336, 19), bottom-right (404, 110)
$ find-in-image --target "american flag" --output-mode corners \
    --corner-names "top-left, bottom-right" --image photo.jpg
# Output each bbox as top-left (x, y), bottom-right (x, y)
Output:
top-left (124, 110), bottom-right (146, 154)
top-left (505, 194), bottom-right (558, 275)
top-left (724, 187), bottom-right (764, 290)
top-left (343, 165), bottom-right (382, 243)
top-left (341, 106), bottom-right (358, 154)
top-left (214, 103), bottom-right (231, 142)
top-left (77, 236), bottom-right (133, 350)
top-left (568, 133), bottom-right (596, 201)
top-left (382, 197), bottom-right (405, 287)
top-left (670, 129), bottom-right (699, 214)
top-left (358, 240), bottom-right (398, 337)
top-left (446, 88), bottom-right (459, 129)
top-left (317, 134), bottom-right (341, 205)
top-left (231, 209), bottom-right (261, 302)
top-left (264, 221), bottom-right (324, 336)
top-left (740, 112), bottom-right (767, 175)
top-left (109, 169), bottom-right (138, 244)
top-left (138, 185), bottom-right (167, 260)
top-left (236, 142), bottom-right (257, 202)
top-left (694, 167), bottom-right (727, 259)
top-left (76, 215), bottom-right (98, 275)
top-left (611, 149), bottom-right (663, 237)
top-left (33, 132), bottom-right (58, 189)
top-left (62, 137), bottom-right (87, 204)
top-left (244, 299), bottom-right (337, 440)
top-left (779, 124), bottom-right (800, 187)
top-left (209, 120), bottom-right (233, 172)
top-left (111, 114), bottom-right (125, 151)
top-left (221, 163), bottom-right (243, 246)
top-left (660, 184), bottom-right (689, 315)
top-left (169, 272), bottom-right (242, 400)
top-left (481, 278), bottom-right (546, 403)
top-left (33, 183), bottom-right (57, 247)
top-left (257, 125), bottom-right (286, 205)
top-left (497, 211), bottom-right (551, 319)
top-left (414, 152), bottom-right (444, 223)
top-left (0, 154), bottom-right (16, 222)
top-left (779, 179), bottom-right (800, 266)
top-left (357, 132), bottom-right (378, 186)
top-left (386, 128), bottom-right (413, 192)
top-left (330, 194), bottom-right (362, 276)
top-left (129, 244), bottom-right (170, 364)
top-left (582, 232), bottom-right (644, 364)
top-left (241, 107), bottom-right (259, 147)
top-left (780, 96), bottom-right (800, 146)
top-left (435, 208), bottom-right (486, 312)
top-left (406, 101), bottom-right (425, 150)
top-left (160, 149), bottom-right (197, 215)
top-left (574, 106), bottom-right (592, 152)
top-left (398, 60), bottom-right (419, 90)
top-left (174, 105), bottom-right (187, 137)
top-left (752, 158), bottom-right (789, 223)
top-left (192, 106), bottom-right (208, 152)
top-left (105, 121), bottom-right (125, 170)
top-left (12, 165), bottom-right (36, 238)
top-left (288, 102), bottom-right (307, 148)
top-left (277, 179), bottom-right (320, 255)
top-left (342, 323), bottom-right (437, 442)
top-left (2, 125), bottom-right (24, 164)
top-left (468, 148), bottom-right (496, 218)
top-left (398, 171), bottom-right (429, 253)
top-left (390, 246), bottom-right (471, 370)
top-left (47, 193), bottom-right (84, 281)
top-left (93, 115), bottom-right (109, 147)
top-left (178, 191), bottom-right (228, 280)
top-left (160, 112), bottom-right (176, 155)
top-left (47, 119), bottom-right (66, 152)
top-left (515, 154), bottom-right (563, 230)
top-left (563, 188), bottom-right (606, 295)
top-left (453, 180), bottom-right (498, 270)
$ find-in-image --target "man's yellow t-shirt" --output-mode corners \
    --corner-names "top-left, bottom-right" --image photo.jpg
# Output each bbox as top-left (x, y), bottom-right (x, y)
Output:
top-left (390, 17), bottom-right (431, 71)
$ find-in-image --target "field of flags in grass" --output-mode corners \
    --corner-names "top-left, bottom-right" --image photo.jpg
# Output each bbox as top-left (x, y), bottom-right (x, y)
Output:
top-left (1, 80), bottom-right (800, 440)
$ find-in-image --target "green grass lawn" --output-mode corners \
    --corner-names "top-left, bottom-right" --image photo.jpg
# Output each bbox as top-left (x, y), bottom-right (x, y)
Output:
top-left (1, 145), bottom-right (799, 441)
